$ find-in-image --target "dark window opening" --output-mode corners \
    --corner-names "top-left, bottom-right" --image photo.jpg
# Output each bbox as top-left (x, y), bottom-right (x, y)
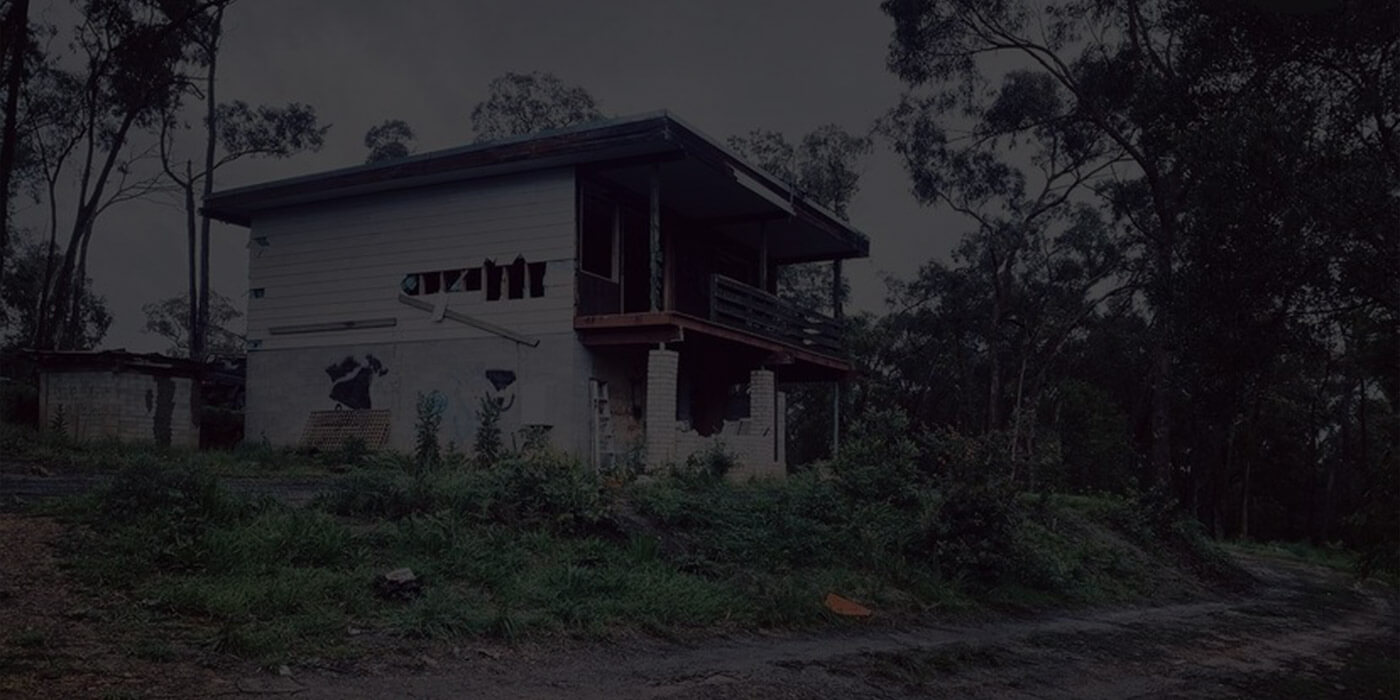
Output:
top-left (485, 260), bottom-right (502, 301)
top-left (421, 271), bottom-right (442, 295)
top-left (401, 274), bottom-right (420, 296)
top-left (580, 194), bottom-right (615, 279)
top-left (621, 207), bottom-right (650, 312)
top-left (507, 256), bottom-right (526, 299)
top-left (444, 269), bottom-right (463, 292)
top-left (463, 267), bottom-right (482, 291)
top-left (528, 261), bottom-right (547, 298)
top-left (250, 287), bottom-right (266, 299)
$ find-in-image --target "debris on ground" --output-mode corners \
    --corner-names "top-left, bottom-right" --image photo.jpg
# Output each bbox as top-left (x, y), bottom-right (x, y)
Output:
top-left (824, 593), bottom-right (873, 617)
top-left (374, 567), bottom-right (423, 600)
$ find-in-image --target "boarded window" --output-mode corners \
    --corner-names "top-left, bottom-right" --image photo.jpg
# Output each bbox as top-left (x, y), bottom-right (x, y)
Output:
top-left (528, 262), bottom-right (547, 298)
top-left (580, 194), bottom-right (615, 279)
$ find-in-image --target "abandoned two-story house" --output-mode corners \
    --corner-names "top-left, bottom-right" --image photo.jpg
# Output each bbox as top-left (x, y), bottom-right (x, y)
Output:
top-left (204, 112), bottom-right (869, 477)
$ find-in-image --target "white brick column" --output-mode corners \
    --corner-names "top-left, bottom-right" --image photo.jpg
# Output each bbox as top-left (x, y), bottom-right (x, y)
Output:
top-left (749, 369), bottom-right (776, 467)
top-left (645, 349), bottom-right (679, 469)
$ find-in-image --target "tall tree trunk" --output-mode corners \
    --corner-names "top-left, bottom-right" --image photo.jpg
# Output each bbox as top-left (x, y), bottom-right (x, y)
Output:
top-left (0, 0), bottom-right (29, 279)
top-left (193, 10), bottom-right (222, 362)
top-left (184, 162), bottom-right (197, 356)
top-left (1146, 232), bottom-right (1175, 489)
top-left (1240, 455), bottom-right (1251, 541)
top-left (62, 221), bottom-right (95, 348)
top-left (32, 176), bottom-right (61, 347)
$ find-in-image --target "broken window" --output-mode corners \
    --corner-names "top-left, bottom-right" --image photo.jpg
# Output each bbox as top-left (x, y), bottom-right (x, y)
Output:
top-left (463, 267), bottom-right (482, 292)
top-left (405, 262), bottom-right (539, 301)
top-left (528, 261), bottom-right (547, 298)
top-left (250, 288), bottom-right (266, 299)
top-left (508, 256), bottom-right (526, 299)
top-left (443, 269), bottom-right (463, 292)
top-left (580, 193), bottom-right (616, 279)
top-left (421, 271), bottom-right (442, 295)
top-left (485, 260), bottom-right (502, 301)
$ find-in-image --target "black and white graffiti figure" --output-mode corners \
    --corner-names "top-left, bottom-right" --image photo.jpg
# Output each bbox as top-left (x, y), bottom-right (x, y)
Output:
top-left (326, 354), bottom-right (389, 410)
top-left (484, 369), bottom-right (516, 411)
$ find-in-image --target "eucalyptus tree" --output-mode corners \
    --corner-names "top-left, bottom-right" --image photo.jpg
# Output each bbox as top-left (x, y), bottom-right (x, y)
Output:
top-left (157, 2), bottom-right (327, 361)
top-left (470, 71), bottom-right (603, 142)
top-left (364, 119), bottom-right (415, 163)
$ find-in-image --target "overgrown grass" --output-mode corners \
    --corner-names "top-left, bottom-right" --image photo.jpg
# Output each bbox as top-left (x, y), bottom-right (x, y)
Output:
top-left (53, 429), bottom-right (1247, 665)
top-left (0, 422), bottom-right (401, 477)
top-left (1226, 539), bottom-right (1359, 573)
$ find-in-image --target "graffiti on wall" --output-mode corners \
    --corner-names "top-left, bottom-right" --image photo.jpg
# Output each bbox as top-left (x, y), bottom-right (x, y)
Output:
top-left (484, 369), bottom-right (516, 412)
top-left (326, 354), bottom-right (389, 409)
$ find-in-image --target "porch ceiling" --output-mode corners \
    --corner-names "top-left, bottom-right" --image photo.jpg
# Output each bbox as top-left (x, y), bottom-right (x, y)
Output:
top-left (591, 159), bottom-right (865, 264)
top-left (575, 312), bottom-right (852, 382)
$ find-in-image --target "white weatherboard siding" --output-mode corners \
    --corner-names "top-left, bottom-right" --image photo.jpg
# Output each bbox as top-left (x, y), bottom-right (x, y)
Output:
top-left (246, 169), bottom-right (576, 350)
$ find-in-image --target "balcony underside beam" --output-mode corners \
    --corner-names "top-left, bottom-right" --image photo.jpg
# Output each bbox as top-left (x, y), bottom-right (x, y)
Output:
top-left (575, 311), bottom-right (852, 377)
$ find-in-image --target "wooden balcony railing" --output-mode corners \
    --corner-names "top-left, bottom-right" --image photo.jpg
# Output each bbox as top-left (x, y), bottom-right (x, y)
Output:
top-left (709, 274), bottom-right (843, 356)
top-left (577, 271), bottom-right (621, 316)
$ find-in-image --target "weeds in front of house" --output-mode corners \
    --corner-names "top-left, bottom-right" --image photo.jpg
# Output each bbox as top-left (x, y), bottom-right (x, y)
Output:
top-left (53, 405), bottom-right (1245, 667)
top-left (0, 421), bottom-right (401, 477)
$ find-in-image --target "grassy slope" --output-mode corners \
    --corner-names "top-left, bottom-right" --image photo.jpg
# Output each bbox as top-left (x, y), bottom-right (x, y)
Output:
top-left (34, 446), bottom-right (1249, 666)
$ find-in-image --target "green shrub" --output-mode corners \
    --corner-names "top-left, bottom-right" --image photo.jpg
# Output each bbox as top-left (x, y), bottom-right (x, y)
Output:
top-left (483, 453), bottom-right (612, 533)
top-left (414, 391), bottom-right (447, 472)
top-left (683, 442), bottom-right (737, 479)
top-left (314, 471), bottom-right (425, 520)
top-left (99, 461), bottom-right (252, 529)
top-left (473, 394), bottom-right (505, 466)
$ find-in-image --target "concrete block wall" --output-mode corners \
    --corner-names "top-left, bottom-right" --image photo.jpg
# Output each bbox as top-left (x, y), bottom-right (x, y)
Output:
top-left (662, 368), bottom-right (784, 480)
top-left (41, 370), bottom-right (198, 447)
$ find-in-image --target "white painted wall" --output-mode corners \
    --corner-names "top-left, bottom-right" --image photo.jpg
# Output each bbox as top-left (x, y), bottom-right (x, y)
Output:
top-left (246, 169), bottom-right (576, 350)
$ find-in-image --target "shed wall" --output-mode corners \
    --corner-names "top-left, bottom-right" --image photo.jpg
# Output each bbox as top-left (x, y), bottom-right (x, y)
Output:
top-left (39, 370), bottom-right (198, 447)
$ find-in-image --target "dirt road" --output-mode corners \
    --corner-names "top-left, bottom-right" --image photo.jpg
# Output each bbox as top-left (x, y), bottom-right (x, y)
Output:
top-left (267, 554), bottom-right (1398, 699)
top-left (2, 512), bottom-right (1395, 699)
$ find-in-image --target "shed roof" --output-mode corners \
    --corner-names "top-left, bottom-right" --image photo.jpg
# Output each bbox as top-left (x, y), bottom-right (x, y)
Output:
top-left (25, 349), bottom-right (207, 377)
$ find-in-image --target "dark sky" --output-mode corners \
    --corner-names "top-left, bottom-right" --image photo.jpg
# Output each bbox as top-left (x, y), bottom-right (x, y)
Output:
top-left (22, 0), bottom-right (968, 352)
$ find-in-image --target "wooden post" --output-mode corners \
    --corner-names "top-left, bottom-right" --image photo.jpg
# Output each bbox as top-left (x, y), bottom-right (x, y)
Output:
top-left (649, 162), bottom-right (662, 312)
top-left (757, 221), bottom-right (768, 291)
top-left (831, 258), bottom-right (843, 456)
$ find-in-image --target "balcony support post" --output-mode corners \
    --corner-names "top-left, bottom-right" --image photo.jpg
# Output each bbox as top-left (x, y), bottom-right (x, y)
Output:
top-left (649, 162), bottom-right (662, 312)
top-left (758, 221), bottom-right (769, 292)
top-left (831, 258), bottom-right (843, 456)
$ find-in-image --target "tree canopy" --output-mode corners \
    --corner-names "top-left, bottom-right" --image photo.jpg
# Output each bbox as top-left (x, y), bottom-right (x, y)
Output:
top-left (470, 71), bottom-right (604, 142)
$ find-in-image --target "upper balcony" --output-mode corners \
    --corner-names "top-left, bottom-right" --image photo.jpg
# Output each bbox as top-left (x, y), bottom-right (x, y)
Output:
top-left (576, 270), bottom-right (844, 369)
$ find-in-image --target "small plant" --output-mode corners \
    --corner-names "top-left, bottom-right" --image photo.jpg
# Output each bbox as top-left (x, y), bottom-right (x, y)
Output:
top-left (414, 391), bottom-right (447, 473)
top-left (516, 424), bottom-right (551, 454)
top-left (474, 394), bottom-right (505, 467)
top-left (337, 435), bottom-right (370, 466)
top-left (684, 441), bottom-right (737, 479)
top-left (48, 404), bottom-right (68, 439)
